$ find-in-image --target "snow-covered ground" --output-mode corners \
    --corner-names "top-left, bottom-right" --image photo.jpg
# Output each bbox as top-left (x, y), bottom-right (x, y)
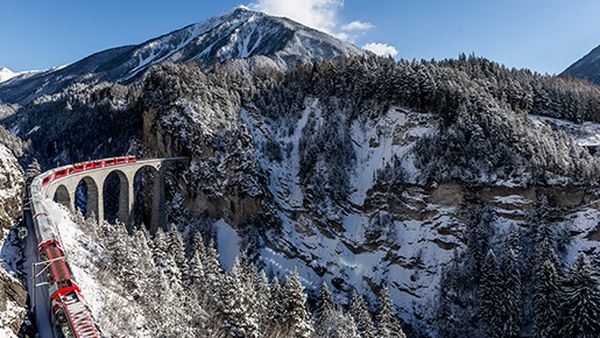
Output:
top-left (215, 218), bottom-right (242, 271)
top-left (529, 114), bottom-right (600, 147)
top-left (348, 107), bottom-right (434, 204)
top-left (242, 102), bottom-right (463, 321)
top-left (45, 200), bottom-right (152, 337)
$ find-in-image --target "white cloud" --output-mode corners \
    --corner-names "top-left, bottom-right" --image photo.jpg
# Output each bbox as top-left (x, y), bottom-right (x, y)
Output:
top-left (341, 21), bottom-right (374, 32)
top-left (250, 0), bottom-right (395, 50)
top-left (362, 42), bottom-right (398, 57)
top-left (250, 0), bottom-right (343, 34)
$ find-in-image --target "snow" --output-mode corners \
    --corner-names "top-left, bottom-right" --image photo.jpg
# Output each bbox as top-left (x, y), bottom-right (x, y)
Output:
top-left (562, 206), bottom-right (600, 264)
top-left (0, 67), bottom-right (16, 83)
top-left (26, 125), bottom-right (40, 136)
top-left (215, 218), bottom-right (241, 271)
top-left (348, 107), bottom-right (435, 204)
top-left (0, 327), bottom-right (18, 338)
top-left (44, 200), bottom-right (151, 337)
top-left (240, 100), bottom-right (315, 211)
top-left (125, 9), bottom-right (235, 80)
top-left (529, 114), bottom-right (600, 147)
top-left (241, 101), bottom-right (461, 319)
top-left (0, 67), bottom-right (41, 84)
top-left (0, 297), bottom-right (23, 338)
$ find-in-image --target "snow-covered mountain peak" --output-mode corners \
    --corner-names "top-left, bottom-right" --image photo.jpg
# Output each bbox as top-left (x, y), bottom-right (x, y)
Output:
top-left (124, 6), bottom-right (366, 78)
top-left (0, 6), bottom-right (369, 104)
top-left (0, 67), bottom-right (16, 83)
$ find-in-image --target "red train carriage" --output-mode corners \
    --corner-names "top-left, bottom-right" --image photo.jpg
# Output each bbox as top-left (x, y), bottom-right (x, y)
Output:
top-left (41, 155), bottom-right (136, 187)
top-left (38, 241), bottom-right (79, 300)
top-left (38, 240), bottom-right (100, 337)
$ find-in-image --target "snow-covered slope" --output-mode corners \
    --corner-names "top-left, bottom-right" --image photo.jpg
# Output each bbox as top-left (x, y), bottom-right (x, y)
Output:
top-left (0, 68), bottom-right (17, 83)
top-left (0, 144), bottom-right (26, 337)
top-left (0, 7), bottom-right (368, 104)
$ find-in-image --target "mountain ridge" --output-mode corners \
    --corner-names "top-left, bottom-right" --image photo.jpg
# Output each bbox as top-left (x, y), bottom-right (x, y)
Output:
top-left (562, 43), bottom-right (600, 84)
top-left (0, 7), bottom-right (368, 104)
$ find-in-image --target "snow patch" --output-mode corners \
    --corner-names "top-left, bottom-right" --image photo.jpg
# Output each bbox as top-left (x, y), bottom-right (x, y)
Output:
top-left (529, 114), bottom-right (600, 147)
top-left (215, 218), bottom-right (241, 271)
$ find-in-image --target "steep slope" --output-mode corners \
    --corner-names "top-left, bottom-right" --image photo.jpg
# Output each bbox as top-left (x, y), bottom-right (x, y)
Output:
top-left (135, 59), bottom-right (600, 336)
top-left (6, 9), bottom-right (600, 336)
top-left (563, 44), bottom-right (600, 84)
top-left (0, 144), bottom-right (27, 338)
top-left (0, 7), bottom-right (367, 104)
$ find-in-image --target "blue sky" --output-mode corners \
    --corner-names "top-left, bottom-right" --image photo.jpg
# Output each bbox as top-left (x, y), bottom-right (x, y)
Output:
top-left (1, 0), bottom-right (600, 74)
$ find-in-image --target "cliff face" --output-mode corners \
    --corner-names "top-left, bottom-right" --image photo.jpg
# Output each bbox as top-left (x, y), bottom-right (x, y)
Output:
top-left (135, 61), bottom-right (600, 333)
top-left (0, 144), bottom-right (27, 337)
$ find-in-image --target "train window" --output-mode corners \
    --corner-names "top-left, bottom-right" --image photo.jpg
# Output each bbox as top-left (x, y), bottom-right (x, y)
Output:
top-left (42, 175), bottom-right (52, 185)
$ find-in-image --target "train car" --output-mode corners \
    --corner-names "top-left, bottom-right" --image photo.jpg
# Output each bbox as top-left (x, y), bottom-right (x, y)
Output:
top-left (30, 173), bottom-right (101, 338)
top-left (37, 232), bottom-right (100, 337)
top-left (41, 155), bottom-right (137, 187)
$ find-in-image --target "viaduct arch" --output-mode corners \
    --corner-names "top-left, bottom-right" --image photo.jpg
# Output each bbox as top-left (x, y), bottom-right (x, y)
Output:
top-left (46, 157), bottom-right (187, 232)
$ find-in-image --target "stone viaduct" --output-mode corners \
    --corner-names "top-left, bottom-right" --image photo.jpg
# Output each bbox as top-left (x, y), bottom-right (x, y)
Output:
top-left (44, 157), bottom-right (188, 231)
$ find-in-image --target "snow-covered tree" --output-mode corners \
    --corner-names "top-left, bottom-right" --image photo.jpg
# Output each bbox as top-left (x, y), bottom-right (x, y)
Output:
top-left (479, 249), bottom-right (502, 338)
top-left (266, 276), bottom-right (286, 336)
top-left (317, 308), bottom-right (360, 338)
top-left (26, 158), bottom-right (41, 181)
top-left (348, 290), bottom-right (376, 338)
top-left (280, 269), bottom-right (314, 338)
top-left (217, 258), bottom-right (260, 338)
top-left (315, 281), bottom-right (334, 323)
top-left (204, 239), bottom-right (224, 296)
top-left (499, 248), bottom-right (522, 337)
top-left (559, 254), bottom-right (600, 337)
top-left (533, 259), bottom-right (561, 338)
top-left (167, 227), bottom-right (187, 284)
top-left (376, 285), bottom-right (406, 338)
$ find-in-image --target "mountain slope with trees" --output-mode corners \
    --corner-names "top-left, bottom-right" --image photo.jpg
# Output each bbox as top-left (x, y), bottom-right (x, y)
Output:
top-left (2, 7), bottom-right (600, 337)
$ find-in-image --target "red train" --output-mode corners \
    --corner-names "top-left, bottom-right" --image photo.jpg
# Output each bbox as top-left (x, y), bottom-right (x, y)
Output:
top-left (38, 239), bottom-right (100, 337)
top-left (42, 155), bottom-right (136, 186)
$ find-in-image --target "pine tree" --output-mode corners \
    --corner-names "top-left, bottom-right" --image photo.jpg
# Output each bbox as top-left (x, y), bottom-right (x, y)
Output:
top-left (348, 290), bottom-right (376, 338)
top-left (167, 227), bottom-right (188, 284)
top-left (465, 207), bottom-right (495, 283)
top-left (188, 232), bottom-right (205, 289)
top-left (479, 249), bottom-right (502, 338)
top-left (204, 239), bottom-right (224, 296)
top-left (254, 270), bottom-right (271, 332)
top-left (376, 285), bottom-right (406, 338)
top-left (533, 259), bottom-right (560, 338)
top-left (150, 229), bottom-right (168, 269)
top-left (317, 308), bottom-right (361, 338)
top-left (499, 248), bottom-right (522, 338)
top-left (267, 276), bottom-right (286, 336)
top-left (218, 258), bottom-right (260, 338)
top-left (280, 269), bottom-right (314, 338)
top-left (559, 254), bottom-right (600, 337)
top-left (26, 158), bottom-right (41, 182)
top-left (315, 281), bottom-right (334, 323)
